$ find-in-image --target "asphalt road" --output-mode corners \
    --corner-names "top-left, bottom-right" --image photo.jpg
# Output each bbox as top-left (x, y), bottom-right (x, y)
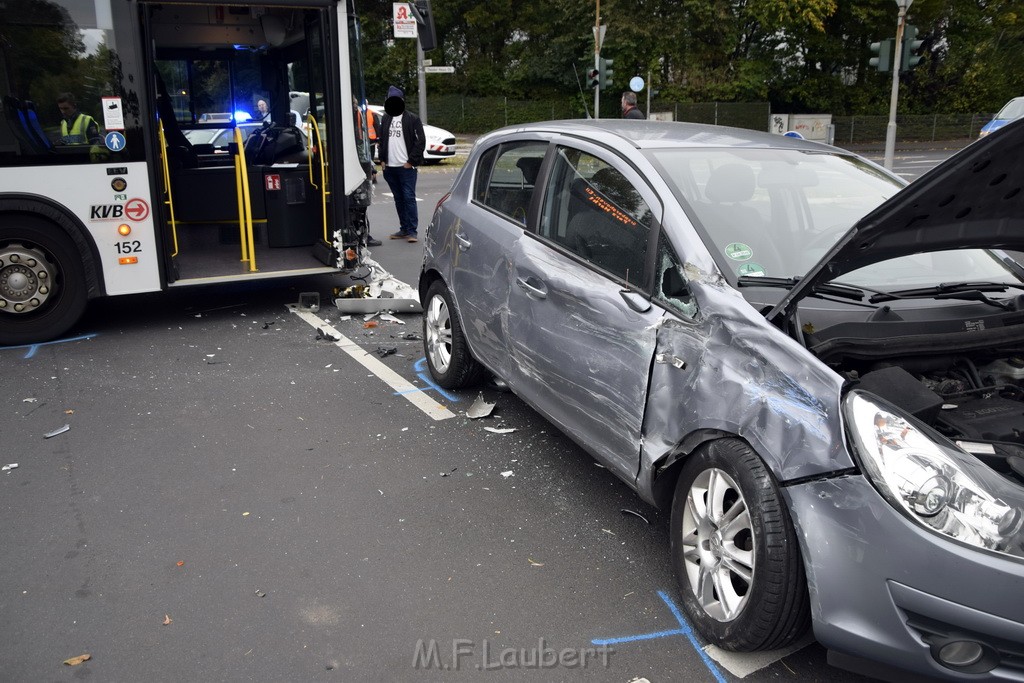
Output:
top-left (0, 162), bottom-right (909, 682)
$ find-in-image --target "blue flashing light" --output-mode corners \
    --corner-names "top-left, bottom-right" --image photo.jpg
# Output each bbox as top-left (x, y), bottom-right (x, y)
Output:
top-left (233, 110), bottom-right (252, 122)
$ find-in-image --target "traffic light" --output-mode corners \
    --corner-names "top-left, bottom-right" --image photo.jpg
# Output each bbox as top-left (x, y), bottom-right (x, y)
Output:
top-left (598, 57), bottom-right (614, 89)
top-left (408, 0), bottom-right (437, 51)
top-left (900, 25), bottom-right (924, 72)
top-left (869, 39), bottom-right (894, 72)
top-left (587, 68), bottom-right (599, 88)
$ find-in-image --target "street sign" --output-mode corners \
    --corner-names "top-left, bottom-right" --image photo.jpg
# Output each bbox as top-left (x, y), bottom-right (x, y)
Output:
top-left (424, 65), bottom-right (455, 74)
top-left (393, 2), bottom-right (416, 39)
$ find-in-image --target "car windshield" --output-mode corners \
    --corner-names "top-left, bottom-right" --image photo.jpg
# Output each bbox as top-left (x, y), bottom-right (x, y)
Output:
top-left (647, 147), bottom-right (1020, 287)
top-left (996, 98), bottom-right (1024, 121)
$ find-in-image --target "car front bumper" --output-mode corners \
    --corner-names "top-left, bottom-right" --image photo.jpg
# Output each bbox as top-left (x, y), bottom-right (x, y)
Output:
top-left (785, 474), bottom-right (1024, 681)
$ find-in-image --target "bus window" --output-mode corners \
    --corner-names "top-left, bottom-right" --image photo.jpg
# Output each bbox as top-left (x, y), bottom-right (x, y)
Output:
top-left (0, 0), bottom-right (137, 166)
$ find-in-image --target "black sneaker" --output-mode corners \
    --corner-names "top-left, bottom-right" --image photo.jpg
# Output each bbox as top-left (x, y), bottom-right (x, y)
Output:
top-left (366, 235), bottom-right (382, 247)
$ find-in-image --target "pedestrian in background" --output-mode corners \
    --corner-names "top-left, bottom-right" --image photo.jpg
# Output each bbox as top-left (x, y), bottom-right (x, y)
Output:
top-left (621, 91), bottom-right (645, 120)
top-left (377, 85), bottom-right (425, 243)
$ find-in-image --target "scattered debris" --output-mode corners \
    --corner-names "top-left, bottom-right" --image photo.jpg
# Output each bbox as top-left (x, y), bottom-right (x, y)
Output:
top-left (242, 512), bottom-right (250, 517)
top-left (379, 313), bottom-right (405, 325)
top-left (2, 463), bottom-right (18, 472)
top-left (297, 292), bottom-right (321, 313)
top-left (262, 321), bottom-right (276, 330)
top-left (528, 558), bottom-right (544, 567)
top-left (63, 654), bottom-right (91, 666)
top-left (316, 328), bottom-right (340, 342)
top-left (621, 509), bottom-right (651, 524)
top-left (466, 393), bottom-right (496, 419)
top-left (484, 426), bottom-right (517, 435)
top-left (363, 320), bottom-right (379, 329)
top-left (22, 398), bottom-right (37, 403)
top-left (500, 470), bottom-right (514, 478)
top-left (162, 614), bottom-right (173, 626)
top-left (375, 346), bottom-right (397, 358)
top-left (255, 589), bottom-right (266, 598)
top-left (401, 332), bottom-right (421, 341)
top-left (44, 424), bottom-right (70, 439)
top-left (378, 489), bottom-right (384, 496)
top-left (64, 409), bottom-right (74, 415)
top-left (602, 528), bottom-right (617, 536)
top-left (440, 467), bottom-right (458, 477)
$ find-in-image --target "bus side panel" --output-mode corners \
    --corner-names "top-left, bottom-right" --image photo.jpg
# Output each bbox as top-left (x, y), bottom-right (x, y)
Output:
top-left (0, 163), bottom-right (161, 297)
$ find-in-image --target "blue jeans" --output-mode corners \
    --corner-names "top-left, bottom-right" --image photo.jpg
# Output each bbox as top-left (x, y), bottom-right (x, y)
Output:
top-left (383, 165), bottom-right (419, 235)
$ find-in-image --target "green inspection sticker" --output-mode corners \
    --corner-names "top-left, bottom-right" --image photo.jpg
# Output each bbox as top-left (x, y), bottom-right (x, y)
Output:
top-left (737, 263), bottom-right (766, 277)
top-left (725, 242), bottom-right (753, 261)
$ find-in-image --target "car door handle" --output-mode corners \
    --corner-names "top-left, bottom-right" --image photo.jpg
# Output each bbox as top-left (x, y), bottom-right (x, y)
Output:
top-left (516, 276), bottom-right (547, 299)
top-left (456, 232), bottom-right (471, 250)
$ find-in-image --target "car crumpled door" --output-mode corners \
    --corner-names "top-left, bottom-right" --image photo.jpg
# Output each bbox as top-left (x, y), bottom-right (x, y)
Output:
top-left (445, 139), bottom-right (550, 381)
top-left (505, 144), bottom-right (664, 482)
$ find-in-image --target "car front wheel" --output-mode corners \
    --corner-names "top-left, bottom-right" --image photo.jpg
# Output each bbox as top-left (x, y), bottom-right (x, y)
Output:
top-left (670, 438), bottom-right (809, 651)
top-left (423, 279), bottom-right (483, 389)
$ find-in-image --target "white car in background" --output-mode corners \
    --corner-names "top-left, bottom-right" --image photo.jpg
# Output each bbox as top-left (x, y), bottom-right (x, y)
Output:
top-left (367, 105), bottom-right (456, 162)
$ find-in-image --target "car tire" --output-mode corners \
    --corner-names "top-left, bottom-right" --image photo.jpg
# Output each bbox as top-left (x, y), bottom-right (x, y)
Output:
top-left (423, 279), bottom-right (484, 389)
top-left (0, 216), bottom-right (88, 346)
top-left (670, 438), bottom-right (809, 651)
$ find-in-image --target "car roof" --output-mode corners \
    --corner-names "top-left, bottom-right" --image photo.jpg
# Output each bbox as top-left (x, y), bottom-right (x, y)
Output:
top-left (477, 119), bottom-right (838, 153)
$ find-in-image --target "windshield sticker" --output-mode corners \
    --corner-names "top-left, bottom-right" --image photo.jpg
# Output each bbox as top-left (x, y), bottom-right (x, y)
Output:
top-left (737, 262), bottom-right (766, 277)
top-left (725, 242), bottom-right (753, 261)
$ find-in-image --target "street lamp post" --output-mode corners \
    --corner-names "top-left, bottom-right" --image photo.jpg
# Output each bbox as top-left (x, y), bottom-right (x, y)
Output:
top-left (883, 0), bottom-right (912, 170)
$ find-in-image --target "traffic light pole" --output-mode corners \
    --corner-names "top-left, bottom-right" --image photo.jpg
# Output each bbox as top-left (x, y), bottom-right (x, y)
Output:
top-left (884, 1), bottom-right (911, 169)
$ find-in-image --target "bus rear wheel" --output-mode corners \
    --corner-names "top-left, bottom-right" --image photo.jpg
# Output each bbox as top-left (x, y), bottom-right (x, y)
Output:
top-left (0, 217), bottom-right (88, 346)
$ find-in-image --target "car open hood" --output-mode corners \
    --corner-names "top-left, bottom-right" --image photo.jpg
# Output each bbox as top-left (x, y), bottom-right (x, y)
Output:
top-left (767, 118), bottom-right (1024, 325)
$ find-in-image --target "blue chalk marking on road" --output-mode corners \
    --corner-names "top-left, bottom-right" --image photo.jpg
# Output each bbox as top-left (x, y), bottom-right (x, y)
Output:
top-left (0, 333), bottom-right (98, 359)
top-left (391, 358), bottom-right (460, 402)
top-left (591, 590), bottom-right (726, 683)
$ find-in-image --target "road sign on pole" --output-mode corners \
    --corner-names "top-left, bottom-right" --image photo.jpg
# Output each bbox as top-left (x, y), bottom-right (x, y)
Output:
top-left (424, 66), bottom-right (455, 73)
top-left (393, 3), bottom-right (416, 39)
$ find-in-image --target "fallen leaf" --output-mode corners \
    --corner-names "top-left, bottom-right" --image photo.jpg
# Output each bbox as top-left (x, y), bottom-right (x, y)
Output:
top-left (163, 614), bottom-right (173, 625)
top-left (63, 654), bottom-right (91, 666)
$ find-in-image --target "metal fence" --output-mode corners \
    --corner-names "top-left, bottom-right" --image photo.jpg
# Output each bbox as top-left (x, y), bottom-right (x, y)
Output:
top-left (417, 94), bottom-right (992, 144)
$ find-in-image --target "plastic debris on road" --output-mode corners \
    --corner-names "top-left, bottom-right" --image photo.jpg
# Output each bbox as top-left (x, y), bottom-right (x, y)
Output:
top-left (500, 470), bottom-right (514, 478)
top-left (484, 426), bottom-right (516, 434)
top-left (466, 393), bottom-right (495, 419)
top-left (44, 424), bottom-right (70, 439)
top-left (63, 654), bottom-right (91, 666)
top-left (376, 346), bottom-right (397, 358)
top-left (2, 463), bottom-right (18, 471)
top-left (621, 509), bottom-right (651, 524)
top-left (334, 255), bottom-right (422, 313)
top-left (297, 292), bottom-right (321, 313)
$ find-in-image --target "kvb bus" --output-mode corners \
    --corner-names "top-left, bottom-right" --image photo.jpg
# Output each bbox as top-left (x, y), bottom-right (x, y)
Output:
top-left (0, 0), bottom-right (428, 345)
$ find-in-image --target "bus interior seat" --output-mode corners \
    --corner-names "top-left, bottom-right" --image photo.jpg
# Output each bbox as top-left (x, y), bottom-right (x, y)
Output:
top-left (243, 124), bottom-right (308, 165)
top-left (3, 96), bottom-right (52, 154)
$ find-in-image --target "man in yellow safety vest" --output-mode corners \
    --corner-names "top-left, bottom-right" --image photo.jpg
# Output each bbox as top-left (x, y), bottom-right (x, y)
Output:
top-left (56, 93), bottom-right (101, 145)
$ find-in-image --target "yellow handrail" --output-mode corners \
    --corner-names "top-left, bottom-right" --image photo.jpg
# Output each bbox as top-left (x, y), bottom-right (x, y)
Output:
top-left (233, 135), bottom-right (248, 264)
top-left (157, 120), bottom-right (180, 258)
top-left (234, 127), bottom-right (257, 272)
top-left (307, 114), bottom-right (331, 245)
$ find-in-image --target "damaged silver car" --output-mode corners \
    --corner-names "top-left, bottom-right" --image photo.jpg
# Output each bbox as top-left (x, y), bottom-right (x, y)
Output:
top-left (418, 118), bottom-right (1024, 680)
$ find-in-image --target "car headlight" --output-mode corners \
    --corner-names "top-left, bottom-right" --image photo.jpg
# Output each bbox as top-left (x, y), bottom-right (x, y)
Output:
top-left (845, 391), bottom-right (1024, 558)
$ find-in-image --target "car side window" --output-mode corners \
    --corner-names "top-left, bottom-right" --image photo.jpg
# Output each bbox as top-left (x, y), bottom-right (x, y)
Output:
top-left (472, 141), bottom-right (547, 225)
top-left (654, 234), bottom-right (699, 319)
top-left (539, 147), bottom-right (652, 287)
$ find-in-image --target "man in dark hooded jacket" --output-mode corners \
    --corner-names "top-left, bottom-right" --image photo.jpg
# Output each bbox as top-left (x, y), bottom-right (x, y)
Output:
top-left (375, 86), bottom-right (426, 242)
